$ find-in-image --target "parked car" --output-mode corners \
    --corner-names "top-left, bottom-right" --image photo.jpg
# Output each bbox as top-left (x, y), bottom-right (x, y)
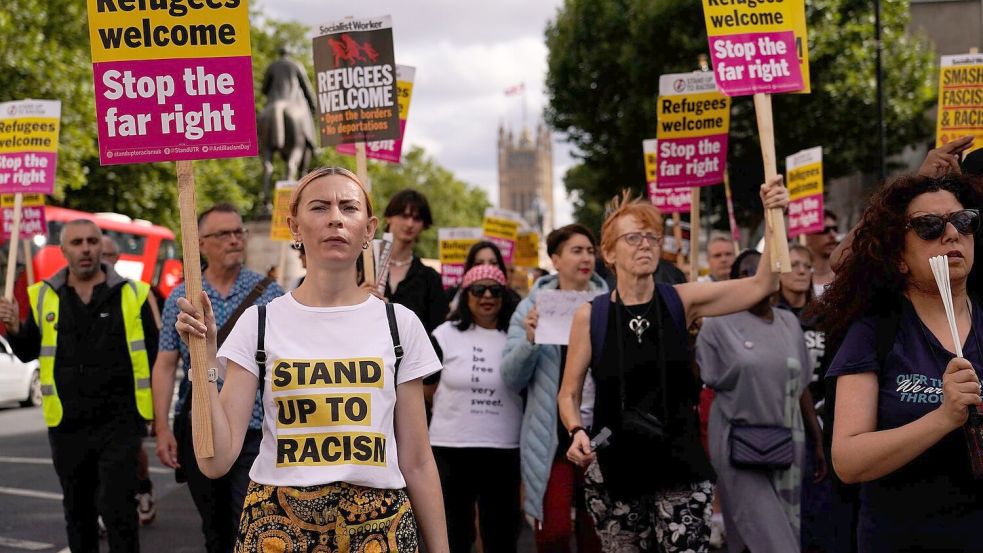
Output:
top-left (0, 334), bottom-right (40, 407)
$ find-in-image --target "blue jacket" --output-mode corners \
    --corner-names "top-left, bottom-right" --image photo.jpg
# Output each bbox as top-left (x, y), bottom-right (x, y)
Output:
top-left (501, 272), bottom-right (608, 521)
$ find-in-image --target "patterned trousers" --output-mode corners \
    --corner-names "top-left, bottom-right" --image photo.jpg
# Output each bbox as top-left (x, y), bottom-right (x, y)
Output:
top-left (584, 463), bottom-right (714, 553)
top-left (234, 480), bottom-right (419, 552)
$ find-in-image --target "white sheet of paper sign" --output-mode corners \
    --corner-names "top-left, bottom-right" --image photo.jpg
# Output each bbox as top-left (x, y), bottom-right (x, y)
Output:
top-left (534, 289), bottom-right (604, 346)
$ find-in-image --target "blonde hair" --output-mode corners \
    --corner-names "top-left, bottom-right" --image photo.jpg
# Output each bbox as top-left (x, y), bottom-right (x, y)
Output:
top-left (289, 167), bottom-right (373, 218)
top-left (599, 189), bottom-right (664, 272)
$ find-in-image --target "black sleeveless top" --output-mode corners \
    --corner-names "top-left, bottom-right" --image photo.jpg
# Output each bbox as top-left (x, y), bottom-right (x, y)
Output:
top-left (592, 288), bottom-right (715, 500)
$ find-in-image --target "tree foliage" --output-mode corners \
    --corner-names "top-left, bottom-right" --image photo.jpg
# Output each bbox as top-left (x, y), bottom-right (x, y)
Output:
top-left (545, 0), bottom-right (937, 232)
top-left (0, 3), bottom-right (490, 247)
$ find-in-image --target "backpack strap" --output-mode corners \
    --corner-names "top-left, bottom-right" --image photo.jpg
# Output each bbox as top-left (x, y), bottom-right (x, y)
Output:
top-left (218, 277), bottom-right (274, 347)
top-left (386, 303), bottom-right (404, 382)
top-left (255, 305), bottom-right (267, 399)
top-left (590, 291), bottom-right (611, 370)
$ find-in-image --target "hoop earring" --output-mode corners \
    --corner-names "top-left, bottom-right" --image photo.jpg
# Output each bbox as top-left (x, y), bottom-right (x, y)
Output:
top-left (291, 240), bottom-right (303, 251)
top-left (362, 241), bottom-right (370, 250)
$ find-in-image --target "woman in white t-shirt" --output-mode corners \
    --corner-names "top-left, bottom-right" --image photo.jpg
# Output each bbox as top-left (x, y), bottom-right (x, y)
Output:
top-left (429, 264), bottom-right (523, 553)
top-left (175, 166), bottom-right (449, 553)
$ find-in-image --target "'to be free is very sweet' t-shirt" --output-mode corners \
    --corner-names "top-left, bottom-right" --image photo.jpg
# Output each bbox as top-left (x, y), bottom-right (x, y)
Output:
top-left (217, 294), bottom-right (441, 489)
top-left (429, 321), bottom-right (522, 448)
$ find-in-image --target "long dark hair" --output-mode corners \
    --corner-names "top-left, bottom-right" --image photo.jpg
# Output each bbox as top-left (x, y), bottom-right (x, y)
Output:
top-left (817, 174), bottom-right (983, 345)
top-left (465, 241), bottom-right (508, 275)
top-left (450, 283), bottom-right (518, 332)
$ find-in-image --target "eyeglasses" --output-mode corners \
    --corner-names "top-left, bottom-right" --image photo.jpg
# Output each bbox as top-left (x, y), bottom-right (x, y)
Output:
top-left (822, 225), bottom-right (838, 235)
top-left (616, 232), bottom-right (663, 247)
top-left (202, 228), bottom-right (248, 241)
top-left (468, 284), bottom-right (506, 298)
top-left (906, 209), bottom-right (980, 241)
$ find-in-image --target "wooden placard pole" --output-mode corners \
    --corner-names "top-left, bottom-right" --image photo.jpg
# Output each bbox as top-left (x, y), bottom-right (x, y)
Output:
top-left (672, 213), bottom-right (684, 264)
top-left (355, 142), bottom-right (375, 283)
top-left (723, 172), bottom-right (740, 253)
top-left (22, 239), bottom-right (33, 284)
top-left (177, 160), bottom-right (214, 459)
top-left (4, 193), bottom-right (23, 299)
top-left (753, 93), bottom-right (791, 272)
top-left (689, 188), bottom-right (701, 282)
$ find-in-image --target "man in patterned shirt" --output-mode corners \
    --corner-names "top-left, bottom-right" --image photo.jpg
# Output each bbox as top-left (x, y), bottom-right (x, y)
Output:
top-left (152, 203), bottom-right (283, 553)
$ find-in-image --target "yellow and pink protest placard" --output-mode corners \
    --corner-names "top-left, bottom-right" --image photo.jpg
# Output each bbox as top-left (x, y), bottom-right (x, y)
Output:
top-left (936, 54), bottom-right (983, 155)
top-left (656, 72), bottom-right (730, 188)
top-left (514, 231), bottom-right (541, 268)
top-left (1, 193), bottom-right (45, 239)
top-left (86, 0), bottom-right (257, 164)
top-left (270, 180), bottom-right (296, 242)
top-left (482, 208), bottom-right (524, 264)
top-left (702, 0), bottom-right (809, 96)
top-left (786, 146), bottom-right (824, 238)
top-left (643, 139), bottom-right (691, 213)
top-left (0, 100), bottom-right (60, 194)
top-left (438, 227), bottom-right (483, 289)
top-left (337, 65), bottom-right (415, 163)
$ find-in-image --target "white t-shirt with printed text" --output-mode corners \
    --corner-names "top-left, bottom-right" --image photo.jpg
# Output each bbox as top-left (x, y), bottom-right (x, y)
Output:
top-left (429, 321), bottom-right (522, 448)
top-left (216, 293), bottom-right (441, 489)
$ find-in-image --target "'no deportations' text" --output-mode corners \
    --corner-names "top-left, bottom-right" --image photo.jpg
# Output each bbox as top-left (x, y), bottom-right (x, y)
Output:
top-left (94, 0), bottom-right (243, 50)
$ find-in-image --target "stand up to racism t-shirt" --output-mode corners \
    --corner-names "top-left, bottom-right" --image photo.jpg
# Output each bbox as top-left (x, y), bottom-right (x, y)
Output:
top-left (217, 294), bottom-right (441, 489)
top-left (429, 321), bottom-right (522, 448)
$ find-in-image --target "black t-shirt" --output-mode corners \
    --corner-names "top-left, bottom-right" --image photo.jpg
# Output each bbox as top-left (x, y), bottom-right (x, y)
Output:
top-left (827, 299), bottom-right (983, 552)
top-left (592, 286), bottom-right (714, 499)
top-left (386, 257), bottom-right (449, 333)
top-left (776, 300), bottom-right (828, 413)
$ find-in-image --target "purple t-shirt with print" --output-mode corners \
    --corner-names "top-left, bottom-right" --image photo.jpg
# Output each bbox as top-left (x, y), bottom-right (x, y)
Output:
top-left (827, 299), bottom-right (983, 552)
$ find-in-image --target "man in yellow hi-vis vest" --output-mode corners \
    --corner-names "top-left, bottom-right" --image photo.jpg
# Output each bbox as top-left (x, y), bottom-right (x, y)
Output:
top-left (0, 219), bottom-right (159, 553)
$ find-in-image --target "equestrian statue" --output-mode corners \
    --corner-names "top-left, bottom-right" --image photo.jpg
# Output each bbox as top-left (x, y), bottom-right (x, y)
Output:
top-left (257, 46), bottom-right (318, 213)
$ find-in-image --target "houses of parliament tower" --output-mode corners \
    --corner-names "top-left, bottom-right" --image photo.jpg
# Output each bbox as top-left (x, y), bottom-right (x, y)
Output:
top-left (497, 123), bottom-right (554, 232)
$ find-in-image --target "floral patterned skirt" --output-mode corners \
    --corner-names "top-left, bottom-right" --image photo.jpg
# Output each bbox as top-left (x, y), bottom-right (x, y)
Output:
top-left (234, 480), bottom-right (419, 552)
top-left (584, 462), bottom-right (713, 553)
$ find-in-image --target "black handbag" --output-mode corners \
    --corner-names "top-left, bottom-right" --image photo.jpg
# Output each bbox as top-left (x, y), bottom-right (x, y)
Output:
top-left (728, 423), bottom-right (793, 470)
top-left (615, 291), bottom-right (669, 443)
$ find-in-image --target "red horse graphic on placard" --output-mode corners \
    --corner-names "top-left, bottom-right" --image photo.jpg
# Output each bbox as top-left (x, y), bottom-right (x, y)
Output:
top-left (326, 34), bottom-right (380, 66)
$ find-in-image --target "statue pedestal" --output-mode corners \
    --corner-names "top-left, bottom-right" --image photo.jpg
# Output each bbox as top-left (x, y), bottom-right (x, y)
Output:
top-left (244, 219), bottom-right (303, 289)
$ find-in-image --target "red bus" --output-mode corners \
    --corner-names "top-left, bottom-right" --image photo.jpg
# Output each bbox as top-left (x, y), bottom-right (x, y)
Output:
top-left (28, 206), bottom-right (183, 302)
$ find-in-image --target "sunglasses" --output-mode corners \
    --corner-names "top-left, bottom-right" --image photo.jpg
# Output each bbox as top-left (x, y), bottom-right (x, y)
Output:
top-left (906, 209), bottom-right (981, 241)
top-left (822, 225), bottom-right (838, 235)
top-left (468, 284), bottom-right (506, 298)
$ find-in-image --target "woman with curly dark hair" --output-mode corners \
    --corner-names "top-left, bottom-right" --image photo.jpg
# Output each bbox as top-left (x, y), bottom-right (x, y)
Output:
top-left (821, 173), bottom-right (983, 552)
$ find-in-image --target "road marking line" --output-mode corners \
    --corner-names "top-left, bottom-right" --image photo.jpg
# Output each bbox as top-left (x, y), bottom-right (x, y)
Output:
top-left (0, 536), bottom-right (54, 550)
top-left (0, 486), bottom-right (62, 501)
top-left (0, 456), bottom-right (170, 474)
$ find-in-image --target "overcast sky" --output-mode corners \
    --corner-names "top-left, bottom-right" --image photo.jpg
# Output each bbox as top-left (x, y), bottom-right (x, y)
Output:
top-left (258, 0), bottom-right (577, 226)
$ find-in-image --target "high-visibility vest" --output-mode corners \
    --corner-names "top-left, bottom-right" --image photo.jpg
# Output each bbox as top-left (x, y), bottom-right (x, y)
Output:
top-left (27, 280), bottom-right (154, 427)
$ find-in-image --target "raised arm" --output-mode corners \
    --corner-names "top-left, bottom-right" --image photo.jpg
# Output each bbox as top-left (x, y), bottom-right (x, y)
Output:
top-left (832, 357), bottom-right (980, 483)
top-left (676, 175), bottom-right (787, 326)
top-left (175, 292), bottom-right (256, 478)
top-left (500, 297), bottom-right (538, 391)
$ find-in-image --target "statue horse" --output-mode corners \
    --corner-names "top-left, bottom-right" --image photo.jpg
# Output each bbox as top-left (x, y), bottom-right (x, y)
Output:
top-left (257, 51), bottom-right (318, 213)
top-left (258, 101), bottom-right (314, 210)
